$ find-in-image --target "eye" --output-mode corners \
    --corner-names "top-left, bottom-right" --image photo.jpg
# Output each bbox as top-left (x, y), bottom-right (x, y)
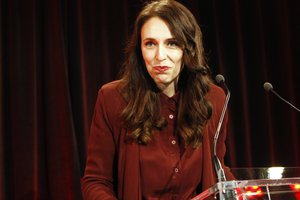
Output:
top-left (167, 40), bottom-right (179, 48)
top-left (144, 41), bottom-right (156, 48)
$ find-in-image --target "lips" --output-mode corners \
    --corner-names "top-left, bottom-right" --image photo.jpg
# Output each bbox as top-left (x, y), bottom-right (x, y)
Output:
top-left (153, 66), bottom-right (170, 72)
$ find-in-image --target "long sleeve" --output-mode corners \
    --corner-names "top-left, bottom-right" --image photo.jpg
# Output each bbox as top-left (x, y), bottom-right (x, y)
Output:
top-left (81, 81), bottom-right (142, 200)
top-left (201, 83), bottom-right (234, 192)
top-left (210, 84), bottom-right (235, 181)
top-left (216, 108), bottom-right (235, 181)
top-left (81, 88), bottom-right (118, 200)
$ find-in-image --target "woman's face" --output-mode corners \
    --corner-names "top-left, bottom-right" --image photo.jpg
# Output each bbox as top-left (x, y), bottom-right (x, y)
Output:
top-left (140, 17), bottom-right (183, 96)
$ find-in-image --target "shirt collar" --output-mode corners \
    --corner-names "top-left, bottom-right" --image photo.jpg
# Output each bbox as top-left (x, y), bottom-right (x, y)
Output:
top-left (159, 91), bottom-right (180, 105)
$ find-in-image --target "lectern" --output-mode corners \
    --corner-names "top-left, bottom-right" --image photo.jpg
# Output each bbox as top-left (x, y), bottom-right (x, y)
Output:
top-left (192, 167), bottom-right (300, 200)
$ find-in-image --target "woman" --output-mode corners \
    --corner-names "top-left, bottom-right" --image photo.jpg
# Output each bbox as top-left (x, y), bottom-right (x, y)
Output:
top-left (81, 0), bottom-right (233, 199)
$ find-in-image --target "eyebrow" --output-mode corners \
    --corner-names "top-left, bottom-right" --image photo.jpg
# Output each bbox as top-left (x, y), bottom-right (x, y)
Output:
top-left (142, 37), bottom-right (177, 41)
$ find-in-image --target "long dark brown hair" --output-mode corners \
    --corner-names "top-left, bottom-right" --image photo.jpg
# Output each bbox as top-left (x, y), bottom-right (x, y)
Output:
top-left (119, 0), bottom-right (212, 148)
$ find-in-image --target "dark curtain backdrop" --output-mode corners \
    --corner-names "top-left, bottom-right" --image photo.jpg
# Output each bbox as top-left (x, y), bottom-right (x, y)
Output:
top-left (1, 0), bottom-right (299, 199)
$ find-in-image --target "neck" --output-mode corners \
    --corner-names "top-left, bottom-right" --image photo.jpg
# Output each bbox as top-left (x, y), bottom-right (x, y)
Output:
top-left (160, 82), bottom-right (177, 97)
top-left (163, 89), bottom-right (174, 97)
top-left (155, 75), bottom-right (179, 97)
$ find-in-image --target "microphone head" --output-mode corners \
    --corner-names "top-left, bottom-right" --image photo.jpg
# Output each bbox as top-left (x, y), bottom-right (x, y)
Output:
top-left (215, 74), bottom-right (225, 84)
top-left (263, 82), bottom-right (273, 92)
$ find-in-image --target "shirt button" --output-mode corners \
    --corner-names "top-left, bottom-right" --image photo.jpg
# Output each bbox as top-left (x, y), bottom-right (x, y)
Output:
top-left (171, 140), bottom-right (176, 145)
top-left (174, 168), bottom-right (179, 173)
top-left (169, 114), bottom-right (174, 119)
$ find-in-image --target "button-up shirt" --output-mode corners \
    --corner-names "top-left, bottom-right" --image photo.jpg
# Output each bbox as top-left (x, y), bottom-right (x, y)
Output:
top-left (81, 80), bottom-right (234, 200)
top-left (140, 93), bottom-right (203, 200)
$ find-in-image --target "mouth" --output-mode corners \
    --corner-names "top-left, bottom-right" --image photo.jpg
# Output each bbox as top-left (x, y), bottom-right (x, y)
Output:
top-left (153, 66), bottom-right (170, 72)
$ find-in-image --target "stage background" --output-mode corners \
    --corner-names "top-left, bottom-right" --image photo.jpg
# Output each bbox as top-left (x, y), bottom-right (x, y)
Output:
top-left (1, 0), bottom-right (299, 199)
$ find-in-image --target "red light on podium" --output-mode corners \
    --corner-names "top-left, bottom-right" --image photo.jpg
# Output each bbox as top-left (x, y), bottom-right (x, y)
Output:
top-left (289, 184), bottom-right (300, 200)
top-left (244, 186), bottom-right (264, 198)
top-left (290, 184), bottom-right (300, 191)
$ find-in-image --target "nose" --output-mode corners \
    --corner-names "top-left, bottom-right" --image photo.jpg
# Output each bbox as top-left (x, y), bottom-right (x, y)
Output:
top-left (155, 45), bottom-right (167, 61)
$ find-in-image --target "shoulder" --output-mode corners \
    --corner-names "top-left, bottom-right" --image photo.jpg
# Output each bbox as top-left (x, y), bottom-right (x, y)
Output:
top-left (92, 80), bottom-right (127, 130)
top-left (99, 80), bottom-right (122, 96)
top-left (97, 80), bottom-right (126, 113)
top-left (97, 80), bottom-right (125, 102)
top-left (206, 83), bottom-right (226, 105)
top-left (206, 83), bottom-right (227, 119)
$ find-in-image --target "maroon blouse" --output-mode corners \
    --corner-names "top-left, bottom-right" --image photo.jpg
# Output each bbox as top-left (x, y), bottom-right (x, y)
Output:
top-left (81, 80), bottom-right (233, 200)
top-left (140, 93), bottom-right (202, 199)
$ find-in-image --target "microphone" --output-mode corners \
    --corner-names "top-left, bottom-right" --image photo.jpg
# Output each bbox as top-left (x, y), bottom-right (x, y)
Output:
top-left (263, 82), bottom-right (300, 112)
top-left (214, 75), bottom-right (238, 200)
top-left (192, 75), bottom-right (236, 200)
top-left (213, 74), bottom-right (230, 183)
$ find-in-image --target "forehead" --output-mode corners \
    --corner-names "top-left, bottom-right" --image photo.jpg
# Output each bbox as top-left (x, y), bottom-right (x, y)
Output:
top-left (140, 17), bottom-right (173, 39)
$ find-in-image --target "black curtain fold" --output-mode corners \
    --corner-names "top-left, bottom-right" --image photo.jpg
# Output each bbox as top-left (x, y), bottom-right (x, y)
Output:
top-left (1, 0), bottom-right (299, 199)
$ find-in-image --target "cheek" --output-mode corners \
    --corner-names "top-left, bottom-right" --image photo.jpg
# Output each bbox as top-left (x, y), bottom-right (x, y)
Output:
top-left (172, 51), bottom-right (183, 75)
top-left (141, 50), bottom-right (154, 75)
top-left (170, 50), bottom-right (183, 65)
top-left (141, 49), bottom-right (155, 65)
